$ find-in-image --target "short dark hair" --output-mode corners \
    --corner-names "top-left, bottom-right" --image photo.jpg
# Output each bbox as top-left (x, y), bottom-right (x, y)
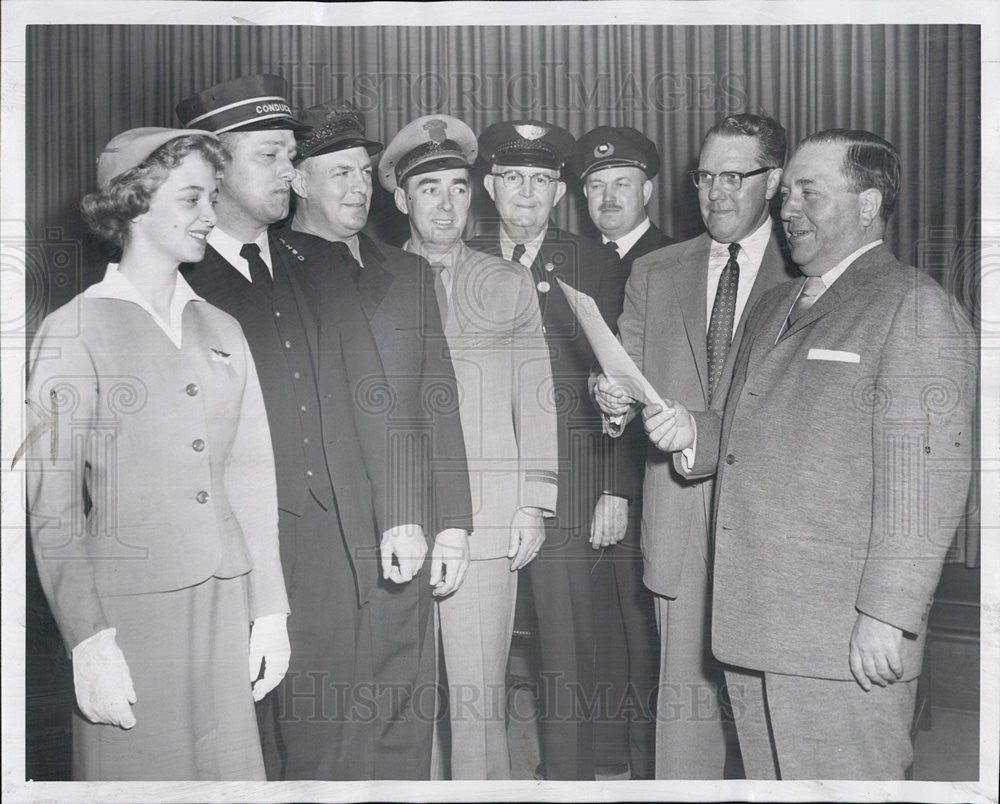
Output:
top-left (81, 134), bottom-right (228, 250)
top-left (797, 128), bottom-right (900, 221)
top-left (702, 113), bottom-right (787, 169)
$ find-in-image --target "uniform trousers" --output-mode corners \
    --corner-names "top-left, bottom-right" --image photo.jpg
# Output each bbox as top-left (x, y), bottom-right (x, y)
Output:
top-left (590, 535), bottom-right (659, 778)
top-left (653, 528), bottom-right (729, 779)
top-left (525, 523), bottom-right (596, 780)
top-left (258, 494), bottom-right (435, 780)
top-left (724, 667), bottom-right (918, 780)
top-left (435, 555), bottom-right (518, 779)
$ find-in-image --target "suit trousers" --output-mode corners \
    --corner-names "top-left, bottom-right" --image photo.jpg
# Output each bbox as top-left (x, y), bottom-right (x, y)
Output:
top-left (724, 667), bottom-right (917, 779)
top-left (590, 536), bottom-right (659, 778)
top-left (436, 556), bottom-right (518, 779)
top-left (258, 495), bottom-right (435, 781)
top-left (525, 524), bottom-right (596, 780)
top-left (653, 531), bottom-right (729, 779)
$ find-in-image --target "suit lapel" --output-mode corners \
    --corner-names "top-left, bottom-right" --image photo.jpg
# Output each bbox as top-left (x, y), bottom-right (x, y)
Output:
top-left (671, 234), bottom-right (711, 399)
top-left (271, 233), bottom-right (320, 357)
top-left (356, 232), bottom-right (395, 321)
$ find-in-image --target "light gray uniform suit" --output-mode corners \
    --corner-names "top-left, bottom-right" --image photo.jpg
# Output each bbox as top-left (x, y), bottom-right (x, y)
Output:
top-left (613, 224), bottom-right (793, 778)
top-left (684, 244), bottom-right (977, 778)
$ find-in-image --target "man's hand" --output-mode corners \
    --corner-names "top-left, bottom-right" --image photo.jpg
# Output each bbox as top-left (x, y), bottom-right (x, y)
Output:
top-left (642, 400), bottom-right (696, 453)
top-left (430, 528), bottom-right (470, 597)
top-left (590, 493), bottom-right (629, 549)
top-left (508, 506), bottom-right (546, 571)
top-left (380, 523), bottom-right (428, 584)
top-left (72, 628), bottom-right (137, 729)
top-left (849, 612), bottom-right (905, 691)
top-left (593, 374), bottom-right (639, 417)
top-left (249, 612), bottom-right (291, 702)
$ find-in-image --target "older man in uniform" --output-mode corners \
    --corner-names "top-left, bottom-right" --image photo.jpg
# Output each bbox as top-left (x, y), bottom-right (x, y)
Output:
top-left (574, 125), bottom-right (673, 779)
top-left (640, 129), bottom-right (976, 779)
top-left (469, 120), bottom-right (626, 780)
top-left (379, 114), bottom-right (558, 779)
top-left (593, 113), bottom-right (794, 778)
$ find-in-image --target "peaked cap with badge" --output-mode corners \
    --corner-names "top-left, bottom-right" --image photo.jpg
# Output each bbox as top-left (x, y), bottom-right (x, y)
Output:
top-left (573, 125), bottom-right (661, 180)
top-left (378, 114), bottom-right (478, 192)
top-left (478, 120), bottom-right (576, 172)
top-left (294, 99), bottom-right (383, 164)
top-left (176, 73), bottom-right (308, 135)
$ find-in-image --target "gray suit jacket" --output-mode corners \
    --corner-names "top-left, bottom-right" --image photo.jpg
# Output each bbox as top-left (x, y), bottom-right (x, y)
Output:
top-left (616, 228), bottom-right (794, 598)
top-left (686, 244), bottom-right (977, 680)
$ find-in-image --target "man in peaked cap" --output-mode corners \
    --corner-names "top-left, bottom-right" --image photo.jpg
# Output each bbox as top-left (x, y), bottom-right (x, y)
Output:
top-left (176, 77), bottom-right (422, 782)
top-left (380, 115), bottom-right (558, 779)
top-left (592, 113), bottom-right (795, 778)
top-left (283, 101), bottom-right (474, 780)
top-left (469, 119), bottom-right (627, 781)
top-left (574, 125), bottom-right (674, 779)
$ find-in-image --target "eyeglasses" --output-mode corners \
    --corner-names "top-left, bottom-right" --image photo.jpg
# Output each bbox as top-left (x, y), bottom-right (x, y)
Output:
top-left (688, 166), bottom-right (775, 191)
top-left (493, 170), bottom-right (559, 191)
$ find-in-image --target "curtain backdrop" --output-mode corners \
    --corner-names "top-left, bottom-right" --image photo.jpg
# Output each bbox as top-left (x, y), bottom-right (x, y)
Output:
top-left (26, 24), bottom-right (980, 323)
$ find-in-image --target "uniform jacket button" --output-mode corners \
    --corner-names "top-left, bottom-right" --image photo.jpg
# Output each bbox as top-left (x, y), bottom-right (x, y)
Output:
top-left (192, 438), bottom-right (206, 452)
top-left (725, 454), bottom-right (736, 465)
top-left (186, 383), bottom-right (199, 396)
top-left (196, 490), bottom-right (209, 504)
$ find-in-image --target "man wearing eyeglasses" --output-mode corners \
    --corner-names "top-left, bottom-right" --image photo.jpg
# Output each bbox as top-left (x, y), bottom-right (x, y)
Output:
top-left (592, 113), bottom-right (795, 778)
top-left (470, 120), bottom-right (627, 781)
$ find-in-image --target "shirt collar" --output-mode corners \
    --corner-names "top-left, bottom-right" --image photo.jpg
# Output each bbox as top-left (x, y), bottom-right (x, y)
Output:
top-left (499, 225), bottom-right (547, 266)
top-left (208, 226), bottom-right (272, 281)
top-left (816, 240), bottom-right (883, 289)
top-left (603, 217), bottom-right (651, 257)
top-left (709, 216), bottom-right (772, 266)
top-left (83, 263), bottom-right (202, 348)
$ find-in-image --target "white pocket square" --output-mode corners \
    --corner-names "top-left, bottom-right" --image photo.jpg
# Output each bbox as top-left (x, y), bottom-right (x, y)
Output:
top-left (807, 348), bottom-right (860, 363)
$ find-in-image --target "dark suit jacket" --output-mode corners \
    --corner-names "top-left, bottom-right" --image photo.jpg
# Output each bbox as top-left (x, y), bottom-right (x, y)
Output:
top-left (315, 230), bottom-right (474, 538)
top-left (687, 245), bottom-right (976, 680)
top-left (182, 235), bottom-right (390, 606)
top-left (470, 224), bottom-right (627, 536)
top-left (607, 222), bottom-right (675, 529)
top-left (615, 229), bottom-right (794, 597)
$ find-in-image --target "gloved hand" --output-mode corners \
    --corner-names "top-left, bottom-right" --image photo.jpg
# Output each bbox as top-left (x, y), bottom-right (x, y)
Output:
top-left (71, 627), bottom-right (137, 729)
top-left (248, 612), bottom-right (290, 702)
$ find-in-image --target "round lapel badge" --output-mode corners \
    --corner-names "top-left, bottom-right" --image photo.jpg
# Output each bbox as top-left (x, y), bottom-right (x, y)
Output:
top-left (544, 262), bottom-right (555, 272)
top-left (537, 280), bottom-right (551, 293)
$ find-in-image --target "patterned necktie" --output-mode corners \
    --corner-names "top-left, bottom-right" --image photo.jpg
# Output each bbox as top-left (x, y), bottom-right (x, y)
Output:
top-left (788, 275), bottom-right (826, 327)
top-left (240, 242), bottom-right (272, 291)
top-left (511, 242), bottom-right (527, 265)
top-left (430, 262), bottom-right (450, 322)
top-left (706, 242), bottom-right (741, 404)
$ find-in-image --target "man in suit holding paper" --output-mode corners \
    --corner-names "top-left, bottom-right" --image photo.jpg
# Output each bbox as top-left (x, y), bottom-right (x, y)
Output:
top-left (592, 113), bottom-right (794, 778)
top-left (638, 129), bottom-right (976, 779)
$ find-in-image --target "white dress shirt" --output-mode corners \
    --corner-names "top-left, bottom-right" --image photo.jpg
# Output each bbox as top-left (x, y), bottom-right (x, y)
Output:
top-left (602, 217), bottom-right (651, 259)
top-left (499, 225), bottom-right (547, 269)
top-left (705, 217), bottom-right (773, 337)
top-left (208, 227), bottom-right (273, 281)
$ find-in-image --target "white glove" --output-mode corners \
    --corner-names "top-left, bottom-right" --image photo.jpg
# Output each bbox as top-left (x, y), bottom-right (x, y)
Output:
top-left (249, 612), bottom-right (290, 702)
top-left (71, 627), bottom-right (137, 729)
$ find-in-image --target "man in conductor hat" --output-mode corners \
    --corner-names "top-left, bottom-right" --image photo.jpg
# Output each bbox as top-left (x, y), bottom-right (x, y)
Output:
top-left (176, 76), bottom-right (443, 782)
top-left (573, 125), bottom-right (674, 779)
top-left (469, 119), bottom-right (627, 781)
top-left (379, 114), bottom-right (558, 779)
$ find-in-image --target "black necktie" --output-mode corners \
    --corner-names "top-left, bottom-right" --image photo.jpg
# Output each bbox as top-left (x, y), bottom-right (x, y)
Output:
top-left (329, 241), bottom-right (362, 282)
top-left (706, 242), bottom-right (740, 404)
top-left (240, 243), bottom-right (272, 291)
top-left (511, 242), bottom-right (526, 265)
top-left (605, 240), bottom-right (619, 255)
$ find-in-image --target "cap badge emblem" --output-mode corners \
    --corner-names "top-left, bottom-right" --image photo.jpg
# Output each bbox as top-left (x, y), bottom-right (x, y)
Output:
top-left (595, 143), bottom-right (614, 157)
top-left (514, 123), bottom-right (549, 141)
top-left (424, 118), bottom-right (448, 144)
